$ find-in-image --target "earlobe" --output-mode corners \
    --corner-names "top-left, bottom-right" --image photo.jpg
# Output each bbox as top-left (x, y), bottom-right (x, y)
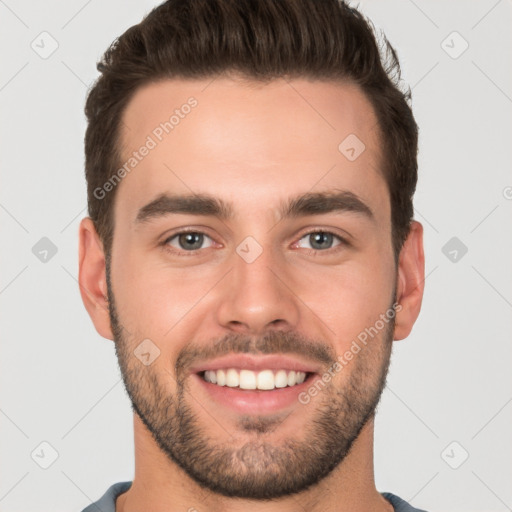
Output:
top-left (78, 217), bottom-right (114, 340)
top-left (393, 221), bottom-right (425, 341)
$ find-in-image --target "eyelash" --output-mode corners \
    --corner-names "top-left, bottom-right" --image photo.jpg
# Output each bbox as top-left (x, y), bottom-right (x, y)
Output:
top-left (294, 229), bottom-right (349, 254)
top-left (161, 228), bottom-right (349, 256)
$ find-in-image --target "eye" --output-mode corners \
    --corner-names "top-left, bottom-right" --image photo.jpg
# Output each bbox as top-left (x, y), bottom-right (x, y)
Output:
top-left (296, 231), bottom-right (344, 251)
top-left (165, 231), bottom-right (214, 252)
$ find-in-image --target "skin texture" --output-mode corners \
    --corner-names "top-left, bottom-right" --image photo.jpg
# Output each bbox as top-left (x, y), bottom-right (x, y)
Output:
top-left (79, 77), bottom-right (425, 512)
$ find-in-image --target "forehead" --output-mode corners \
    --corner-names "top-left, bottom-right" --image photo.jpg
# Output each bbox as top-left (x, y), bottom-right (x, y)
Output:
top-left (116, 77), bottom-right (388, 224)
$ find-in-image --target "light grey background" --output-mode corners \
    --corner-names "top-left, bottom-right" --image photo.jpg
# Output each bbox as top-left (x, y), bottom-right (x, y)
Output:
top-left (1, 1), bottom-right (511, 511)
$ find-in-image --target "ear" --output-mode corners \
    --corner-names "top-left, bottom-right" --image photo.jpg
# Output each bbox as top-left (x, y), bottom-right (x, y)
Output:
top-left (394, 221), bottom-right (425, 341)
top-left (78, 217), bottom-right (114, 340)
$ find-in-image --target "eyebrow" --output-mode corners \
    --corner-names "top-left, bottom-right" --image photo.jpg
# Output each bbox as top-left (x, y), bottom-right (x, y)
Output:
top-left (134, 190), bottom-right (374, 224)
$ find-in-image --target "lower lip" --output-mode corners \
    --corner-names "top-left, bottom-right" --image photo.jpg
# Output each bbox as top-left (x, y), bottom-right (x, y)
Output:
top-left (192, 373), bottom-right (316, 415)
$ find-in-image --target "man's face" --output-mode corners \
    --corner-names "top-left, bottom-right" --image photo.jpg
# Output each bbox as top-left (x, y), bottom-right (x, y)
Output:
top-left (107, 77), bottom-right (397, 498)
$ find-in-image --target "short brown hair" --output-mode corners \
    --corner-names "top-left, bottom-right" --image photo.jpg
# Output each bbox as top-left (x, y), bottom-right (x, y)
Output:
top-left (85, 0), bottom-right (418, 262)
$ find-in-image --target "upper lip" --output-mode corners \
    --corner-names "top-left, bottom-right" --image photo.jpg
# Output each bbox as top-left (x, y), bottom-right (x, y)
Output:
top-left (189, 354), bottom-right (322, 375)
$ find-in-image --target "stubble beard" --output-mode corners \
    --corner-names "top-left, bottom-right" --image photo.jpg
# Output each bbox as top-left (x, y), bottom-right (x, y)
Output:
top-left (107, 271), bottom-right (395, 499)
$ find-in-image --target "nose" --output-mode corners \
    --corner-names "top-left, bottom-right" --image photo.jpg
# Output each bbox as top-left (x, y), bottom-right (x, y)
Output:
top-left (215, 244), bottom-right (301, 336)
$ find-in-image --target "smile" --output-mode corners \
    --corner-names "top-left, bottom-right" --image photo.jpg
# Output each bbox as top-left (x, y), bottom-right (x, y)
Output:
top-left (202, 368), bottom-right (308, 390)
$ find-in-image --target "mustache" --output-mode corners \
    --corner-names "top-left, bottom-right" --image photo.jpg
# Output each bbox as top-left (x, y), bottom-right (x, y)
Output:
top-left (175, 330), bottom-right (336, 376)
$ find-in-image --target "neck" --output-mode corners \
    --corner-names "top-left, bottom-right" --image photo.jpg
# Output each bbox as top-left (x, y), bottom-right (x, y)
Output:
top-left (116, 415), bottom-right (393, 512)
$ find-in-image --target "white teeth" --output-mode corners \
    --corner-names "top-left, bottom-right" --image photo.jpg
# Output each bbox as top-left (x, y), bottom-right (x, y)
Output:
top-left (239, 369), bottom-right (257, 390)
top-left (203, 368), bottom-right (307, 390)
top-left (204, 370), bottom-right (217, 384)
top-left (257, 369), bottom-right (275, 390)
top-left (274, 370), bottom-right (288, 388)
top-left (216, 369), bottom-right (226, 386)
top-left (226, 368), bottom-right (239, 387)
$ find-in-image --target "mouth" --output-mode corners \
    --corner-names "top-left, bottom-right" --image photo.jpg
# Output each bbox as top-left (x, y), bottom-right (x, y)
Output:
top-left (189, 354), bottom-right (321, 415)
top-left (200, 368), bottom-right (310, 391)
top-left (200, 368), bottom-right (310, 390)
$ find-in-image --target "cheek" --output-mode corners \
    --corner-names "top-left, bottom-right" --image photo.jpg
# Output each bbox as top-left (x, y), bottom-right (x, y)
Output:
top-left (111, 248), bottom-right (221, 338)
top-left (296, 252), bottom-right (395, 347)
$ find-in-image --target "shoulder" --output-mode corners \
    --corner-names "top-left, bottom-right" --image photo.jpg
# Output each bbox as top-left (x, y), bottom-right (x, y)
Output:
top-left (381, 492), bottom-right (429, 512)
top-left (81, 481), bottom-right (132, 512)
